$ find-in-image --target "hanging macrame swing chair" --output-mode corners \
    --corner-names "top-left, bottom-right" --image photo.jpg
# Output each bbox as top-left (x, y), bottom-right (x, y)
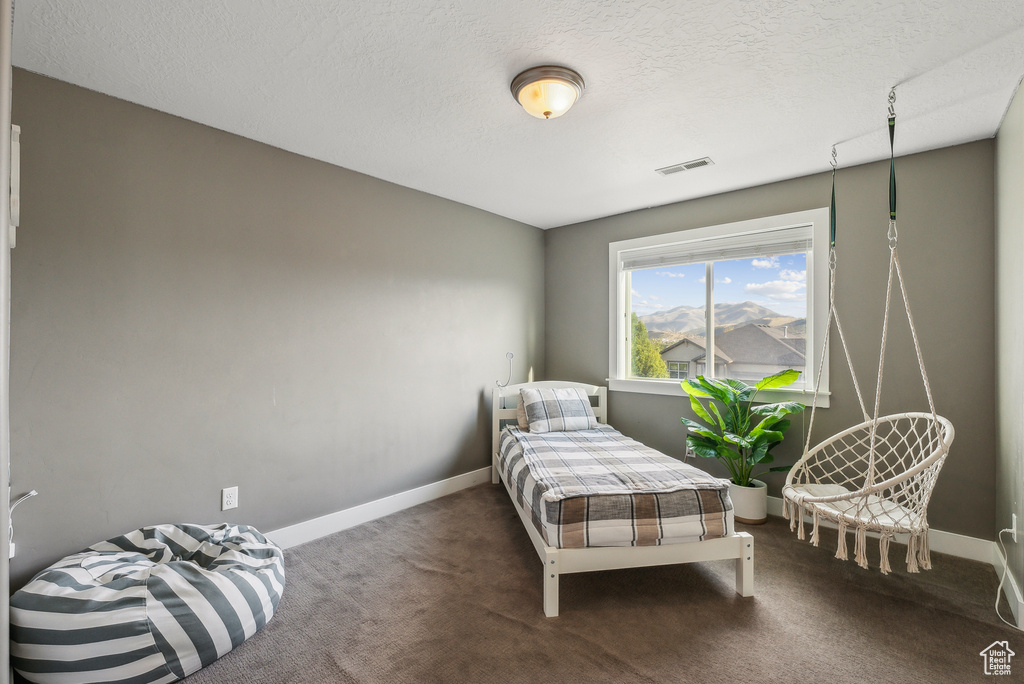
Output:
top-left (782, 90), bottom-right (955, 575)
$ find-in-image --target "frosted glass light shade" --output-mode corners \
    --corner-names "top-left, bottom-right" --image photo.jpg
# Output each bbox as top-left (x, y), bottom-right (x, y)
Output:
top-left (511, 66), bottom-right (585, 120)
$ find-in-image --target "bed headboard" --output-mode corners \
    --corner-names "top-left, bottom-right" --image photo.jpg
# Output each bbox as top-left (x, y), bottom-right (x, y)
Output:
top-left (491, 381), bottom-right (608, 456)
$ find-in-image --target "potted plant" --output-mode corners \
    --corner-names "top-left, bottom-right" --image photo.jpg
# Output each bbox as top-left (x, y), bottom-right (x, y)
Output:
top-left (680, 369), bottom-right (805, 524)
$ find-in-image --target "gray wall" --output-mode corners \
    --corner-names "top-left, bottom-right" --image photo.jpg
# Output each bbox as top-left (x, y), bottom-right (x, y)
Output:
top-left (9, 70), bottom-right (545, 588)
top-left (996, 82), bottom-right (1024, 596)
top-left (546, 141), bottom-right (996, 540)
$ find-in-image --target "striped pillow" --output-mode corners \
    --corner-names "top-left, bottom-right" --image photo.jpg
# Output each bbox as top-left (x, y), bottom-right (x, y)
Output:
top-left (521, 387), bottom-right (599, 433)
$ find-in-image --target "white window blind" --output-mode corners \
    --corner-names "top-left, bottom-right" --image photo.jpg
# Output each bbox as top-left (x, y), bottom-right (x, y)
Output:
top-left (619, 224), bottom-right (812, 271)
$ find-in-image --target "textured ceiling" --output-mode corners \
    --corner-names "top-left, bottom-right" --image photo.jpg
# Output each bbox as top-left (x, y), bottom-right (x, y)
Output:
top-left (11, 1), bottom-right (1024, 229)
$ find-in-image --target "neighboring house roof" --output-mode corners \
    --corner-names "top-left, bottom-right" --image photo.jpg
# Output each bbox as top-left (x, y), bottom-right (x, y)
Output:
top-left (761, 325), bottom-right (807, 357)
top-left (692, 324), bottom-right (805, 366)
top-left (660, 336), bottom-right (732, 363)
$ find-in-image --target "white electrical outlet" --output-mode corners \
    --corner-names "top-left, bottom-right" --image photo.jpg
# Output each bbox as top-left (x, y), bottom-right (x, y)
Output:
top-left (221, 486), bottom-right (239, 511)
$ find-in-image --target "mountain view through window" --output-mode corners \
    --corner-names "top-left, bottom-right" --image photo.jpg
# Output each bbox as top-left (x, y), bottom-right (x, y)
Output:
top-left (629, 252), bottom-right (808, 385)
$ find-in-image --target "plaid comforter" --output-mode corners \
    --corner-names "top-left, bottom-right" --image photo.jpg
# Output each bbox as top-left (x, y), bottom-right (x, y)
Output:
top-left (498, 425), bottom-right (733, 549)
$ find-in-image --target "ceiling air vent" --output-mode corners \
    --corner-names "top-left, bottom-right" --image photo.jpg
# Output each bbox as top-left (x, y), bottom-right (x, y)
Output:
top-left (655, 157), bottom-right (714, 176)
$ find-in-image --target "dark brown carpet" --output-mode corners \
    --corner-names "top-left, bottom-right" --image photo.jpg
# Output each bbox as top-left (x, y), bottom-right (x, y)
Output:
top-left (184, 484), bottom-right (1019, 683)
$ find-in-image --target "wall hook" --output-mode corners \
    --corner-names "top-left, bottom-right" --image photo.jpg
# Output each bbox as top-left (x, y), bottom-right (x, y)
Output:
top-left (496, 352), bottom-right (514, 387)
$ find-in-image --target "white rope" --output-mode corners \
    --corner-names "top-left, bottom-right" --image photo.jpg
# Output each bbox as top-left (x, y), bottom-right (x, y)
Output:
top-left (879, 534), bottom-right (892, 575)
top-left (906, 533), bottom-right (920, 573)
top-left (919, 529), bottom-right (932, 570)
top-left (854, 526), bottom-right (869, 569)
top-left (832, 309), bottom-right (870, 422)
top-left (835, 521), bottom-right (849, 560)
top-left (866, 247), bottom-right (898, 489)
top-left (893, 252), bottom-right (939, 420)
top-left (802, 251), bottom-right (869, 456)
top-left (802, 265), bottom-right (836, 454)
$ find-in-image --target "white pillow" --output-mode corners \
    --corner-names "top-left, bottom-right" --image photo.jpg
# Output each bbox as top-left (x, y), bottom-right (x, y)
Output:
top-left (520, 387), bottom-right (599, 433)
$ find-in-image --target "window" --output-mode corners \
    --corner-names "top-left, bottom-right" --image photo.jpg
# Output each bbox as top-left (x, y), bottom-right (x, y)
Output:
top-left (667, 361), bottom-right (688, 379)
top-left (608, 208), bottom-right (830, 405)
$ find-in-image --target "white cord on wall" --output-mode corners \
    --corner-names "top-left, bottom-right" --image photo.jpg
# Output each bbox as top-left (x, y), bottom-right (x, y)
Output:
top-left (8, 489), bottom-right (36, 559)
top-left (995, 528), bottom-right (1024, 631)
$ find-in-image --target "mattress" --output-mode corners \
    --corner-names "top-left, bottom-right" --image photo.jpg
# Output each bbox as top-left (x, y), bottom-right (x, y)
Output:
top-left (498, 425), bottom-right (734, 549)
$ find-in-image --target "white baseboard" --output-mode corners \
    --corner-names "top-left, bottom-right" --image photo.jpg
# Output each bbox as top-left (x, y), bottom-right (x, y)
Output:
top-left (267, 467), bottom-right (492, 549)
top-left (767, 495), bottom-right (995, 565)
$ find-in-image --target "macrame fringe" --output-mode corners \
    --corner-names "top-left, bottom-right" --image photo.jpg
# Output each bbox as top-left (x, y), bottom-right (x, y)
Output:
top-left (879, 534), bottom-right (892, 575)
top-left (854, 526), bottom-right (869, 569)
top-left (919, 529), bottom-right (932, 570)
top-left (906, 533), bottom-right (920, 573)
top-left (835, 521), bottom-right (849, 561)
top-left (786, 503), bottom-right (933, 576)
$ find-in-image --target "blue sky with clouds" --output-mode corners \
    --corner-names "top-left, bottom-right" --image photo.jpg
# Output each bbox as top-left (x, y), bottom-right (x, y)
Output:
top-left (630, 252), bottom-right (808, 318)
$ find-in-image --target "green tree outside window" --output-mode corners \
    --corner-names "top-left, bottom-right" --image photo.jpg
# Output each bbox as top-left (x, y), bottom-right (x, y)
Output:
top-left (631, 313), bottom-right (669, 378)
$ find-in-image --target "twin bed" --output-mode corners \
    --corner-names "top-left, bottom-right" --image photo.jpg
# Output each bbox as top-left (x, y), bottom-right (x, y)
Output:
top-left (492, 381), bottom-right (754, 617)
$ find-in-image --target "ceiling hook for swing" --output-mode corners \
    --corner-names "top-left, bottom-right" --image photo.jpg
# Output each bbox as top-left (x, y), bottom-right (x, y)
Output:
top-left (830, 145), bottom-right (837, 170)
top-left (888, 87), bottom-right (896, 117)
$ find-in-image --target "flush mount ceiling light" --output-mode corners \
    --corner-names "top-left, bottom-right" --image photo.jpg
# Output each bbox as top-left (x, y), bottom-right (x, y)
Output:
top-left (510, 65), bottom-right (585, 120)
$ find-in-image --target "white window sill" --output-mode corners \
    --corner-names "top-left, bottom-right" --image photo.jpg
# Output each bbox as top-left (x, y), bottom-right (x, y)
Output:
top-left (607, 377), bottom-right (830, 408)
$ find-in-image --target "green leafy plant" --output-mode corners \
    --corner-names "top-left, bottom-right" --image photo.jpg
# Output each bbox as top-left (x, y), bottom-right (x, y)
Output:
top-left (680, 369), bottom-right (805, 487)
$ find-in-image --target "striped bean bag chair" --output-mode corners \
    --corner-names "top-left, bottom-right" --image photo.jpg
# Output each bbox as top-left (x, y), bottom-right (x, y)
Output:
top-left (11, 523), bottom-right (285, 684)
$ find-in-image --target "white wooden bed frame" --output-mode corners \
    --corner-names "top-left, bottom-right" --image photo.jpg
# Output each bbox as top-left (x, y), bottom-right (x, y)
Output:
top-left (491, 381), bottom-right (754, 617)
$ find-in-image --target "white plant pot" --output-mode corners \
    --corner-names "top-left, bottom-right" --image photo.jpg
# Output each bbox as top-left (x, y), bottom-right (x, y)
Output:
top-left (730, 479), bottom-right (768, 525)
